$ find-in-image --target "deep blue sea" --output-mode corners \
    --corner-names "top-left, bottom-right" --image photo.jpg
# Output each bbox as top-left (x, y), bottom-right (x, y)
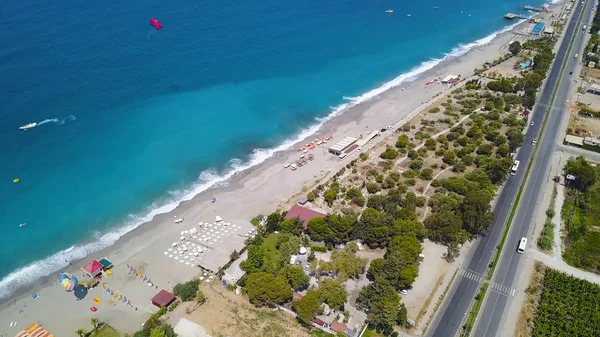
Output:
top-left (0, 0), bottom-right (552, 297)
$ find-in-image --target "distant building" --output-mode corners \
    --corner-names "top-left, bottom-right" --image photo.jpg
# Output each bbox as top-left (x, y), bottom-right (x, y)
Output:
top-left (564, 135), bottom-right (584, 147)
top-left (285, 204), bottom-right (326, 230)
top-left (331, 322), bottom-right (348, 334)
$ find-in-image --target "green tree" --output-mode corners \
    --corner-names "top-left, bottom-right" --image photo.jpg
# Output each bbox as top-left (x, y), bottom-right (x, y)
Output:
top-left (565, 156), bottom-right (597, 191)
top-left (195, 290), bottom-right (206, 305)
top-left (324, 189), bottom-right (337, 206)
top-left (265, 212), bottom-right (284, 233)
top-left (173, 279), bottom-right (199, 301)
top-left (509, 41), bottom-right (522, 55)
top-left (396, 134), bottom-right (410, 148)
top-left (443, 150), bottom-right (457, 165)
top-left (90, 318), bottom-right (99, 331)
top-left (461, 190), bottom-right (494, 236)
top-left (397, 303), bottom-right (408, 326)
top-left (241, 245), bottom-right (265, 273)
top-left (279, 218), bottom-right (304, 236)
top-left (319, 279), bottom-right (348, 309)
top-left (293, 289), bottom-right (323, 325)
top-left (420, 168), bottom-right (434, 180)
top-left (357, 282), bottom-right (400, 331)
top-left (425, 210), bottom-right (468, 246)
top-left (279, 265), bottom-right (309, 290)
top-left (307, 216), bottom-right (329, 242)
top-left (329, 246), bottom-right (367, 280)
top-left (392, 219), bottom-right (427, 241)
top-left (507, 127), bottom-right (524, 152)
top-left (246, 272), bottom-right (292, 307)
top-left (76, 329), bottom-right (87, 337)
top-left (150, 328), bottom-right (166, 337)
top-left (380, 147), bottom-right (399, 160)
top-left (277, 233), bottom-right (302, 266)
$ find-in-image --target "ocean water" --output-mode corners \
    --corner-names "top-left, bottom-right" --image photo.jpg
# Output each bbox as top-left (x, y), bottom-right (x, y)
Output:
top-left (0, 0), bottom-right (551, 298)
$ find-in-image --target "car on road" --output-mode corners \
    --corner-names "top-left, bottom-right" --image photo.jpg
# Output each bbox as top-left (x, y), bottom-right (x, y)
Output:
top-left (400, 289), bottom-right (408, 295)
top-left (532, 139), bottom-right (537, 145)
top-left (517, 237), bottom-right (528, 254)
top-left (531, 121), bottom-right (534, 126)
top-left (569, 71), bottom-right (573, 75)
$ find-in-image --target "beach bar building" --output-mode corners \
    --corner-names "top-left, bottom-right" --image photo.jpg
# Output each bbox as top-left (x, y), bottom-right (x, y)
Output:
top-left (151, 289), bottom-right (176, 308)
top-left (328, 136), bottom-right (357, 156)
top-left (285, 204), bottom-right (326, 230)
top-left (81, 259), bottom-right (103, 277)
top-left (531, 22), bottom-right (545, 35)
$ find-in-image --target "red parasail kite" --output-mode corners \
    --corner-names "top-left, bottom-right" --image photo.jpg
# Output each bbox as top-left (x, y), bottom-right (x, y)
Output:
top-left (149, 18), bottom-right (163, 30)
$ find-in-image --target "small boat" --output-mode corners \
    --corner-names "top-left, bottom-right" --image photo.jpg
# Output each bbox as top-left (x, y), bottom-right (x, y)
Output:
top-left (385, 9), bottom-right (393, 13)
top-left (19, 123), bottom-right (37, 130)
top-left (407, 13), bottom-right (412, 17)
top-left (19, 223), bottom-right (26, 228)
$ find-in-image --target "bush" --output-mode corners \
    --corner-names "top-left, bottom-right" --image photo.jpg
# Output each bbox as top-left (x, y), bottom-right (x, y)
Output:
top-left (306, 191), bottom-right (315, 202)
top-left (429, 107), bottom-right (440, 113)
top-left (173, 279), bottom-right (199, 301)
top-left (380, 147), bottom-right (399, 160)
top-left (396, 135), bottom-right (410, 148)
top-left (366, 182), bottom-right (382, 194)
top-left (420, 168), bottom-right (434, 180)
top-left (311, 245), bottom-right (327, 252)
top-left (359, 152), bottom-right (369, 161)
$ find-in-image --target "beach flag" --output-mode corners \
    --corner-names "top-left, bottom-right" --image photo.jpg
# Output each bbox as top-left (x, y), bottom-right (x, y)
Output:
top-left (143, 276), bottom-right (147, 281)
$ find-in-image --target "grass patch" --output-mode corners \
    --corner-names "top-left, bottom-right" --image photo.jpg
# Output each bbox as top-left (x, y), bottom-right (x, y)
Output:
top-left (92, 325), bottom-right (120, 337)
top-left (460, 283), bottom-right (488, 337)
top-left (531, 268), bottom-right (600, 336)
top-left (537, 219), bottom-right (555, 250)
top-left (262, 232), bottom-right (281, 263)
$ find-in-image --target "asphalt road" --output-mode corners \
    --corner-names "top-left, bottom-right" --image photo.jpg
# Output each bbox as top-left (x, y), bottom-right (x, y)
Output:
top-left (474, 1), bottom-right (596, 336)
top-left (427, 2), bottom-right (592, 336)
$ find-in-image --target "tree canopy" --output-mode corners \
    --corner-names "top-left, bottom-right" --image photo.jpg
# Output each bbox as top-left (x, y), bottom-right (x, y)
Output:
top-left (565, 156), bottom-right (597, 191)
top-left (245, 272), bottom-right (292, 307)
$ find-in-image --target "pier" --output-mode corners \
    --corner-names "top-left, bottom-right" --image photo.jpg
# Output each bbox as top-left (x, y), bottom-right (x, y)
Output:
top-left (522, 5), bottom-right (545, 12)
top-left (504, 13), bottom-right (529, 19)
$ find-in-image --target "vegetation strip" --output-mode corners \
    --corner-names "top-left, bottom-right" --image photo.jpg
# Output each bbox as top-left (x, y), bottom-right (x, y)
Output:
top-left (460, 283), bottom-right (489, 337)
top-left (423, 268), bottom-right (459, 334)
top-left (486, 1), bottom-right (588, 280)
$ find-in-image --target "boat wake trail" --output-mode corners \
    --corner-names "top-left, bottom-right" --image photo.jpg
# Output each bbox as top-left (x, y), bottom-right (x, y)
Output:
top-left (37, 115), bottom-right (76, 126)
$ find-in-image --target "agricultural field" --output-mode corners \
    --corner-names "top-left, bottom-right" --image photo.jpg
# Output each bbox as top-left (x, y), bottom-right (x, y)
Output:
top-left (531, 269), bottom-right (600, 337)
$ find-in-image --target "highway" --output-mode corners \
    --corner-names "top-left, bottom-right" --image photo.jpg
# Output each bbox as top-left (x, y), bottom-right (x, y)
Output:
top-left (427, 1), bottom-right (593, 336)
top-left (474, 0), bottom-right (596, 335)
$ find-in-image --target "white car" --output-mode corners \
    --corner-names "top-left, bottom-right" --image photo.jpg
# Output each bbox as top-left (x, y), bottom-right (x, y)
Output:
top-left (400, 289), bottom-right (408, 295)
top-left (284, 163), bottom-right (290, 168)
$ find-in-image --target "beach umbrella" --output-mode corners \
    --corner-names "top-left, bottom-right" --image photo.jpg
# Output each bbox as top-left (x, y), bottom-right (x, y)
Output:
top-left (211, 197), bottom-right (216, 203)
top-left (93, 297), bottom-right (101, 305)
top-left (74, 286), bottom-right (88, 300)
top-left (59, 273), bottom-right (76, 292)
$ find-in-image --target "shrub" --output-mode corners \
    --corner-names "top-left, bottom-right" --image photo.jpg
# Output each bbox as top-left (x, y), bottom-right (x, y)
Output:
top-left (420, 168), bottom-right (434, 180)
top-left (380, 147), bottom-right (399, 160)
top-left (306, 191), bottom-right (315, 202)
top-left (366, 182), bottom-right (382, 194)
top-left (173, 280), bottom-right (199, 301)
top-left (396, 135), bottom-right (410, 148)
top-left (429, 107), bottom-right (440, 113)
top-left (359, 152), bottom-right (369, 161)
top-left (311, 245), bottom-right (327, 252)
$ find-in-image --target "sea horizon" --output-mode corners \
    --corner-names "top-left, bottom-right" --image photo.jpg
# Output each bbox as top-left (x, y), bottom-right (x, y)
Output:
top-left (0, 0), bottom-right (550, 299)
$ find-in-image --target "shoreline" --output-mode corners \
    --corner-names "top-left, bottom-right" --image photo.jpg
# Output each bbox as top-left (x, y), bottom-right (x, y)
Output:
top-left (0, 3), bottom-right (563, 334)
top-left (0, 15), bottom-right (536, 302)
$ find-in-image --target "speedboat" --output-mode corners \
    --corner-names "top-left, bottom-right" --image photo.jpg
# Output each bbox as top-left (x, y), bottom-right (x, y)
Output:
top-left (19, 123), bottom-right (37, 130)
top-left (19, 223), bottom-right (26, 228)
top-left (385, 9), bottom-right (393, 13)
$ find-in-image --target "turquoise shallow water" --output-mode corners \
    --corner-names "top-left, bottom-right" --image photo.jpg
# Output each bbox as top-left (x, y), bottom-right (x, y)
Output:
top-left (0, 0), bottom-right (550, 297)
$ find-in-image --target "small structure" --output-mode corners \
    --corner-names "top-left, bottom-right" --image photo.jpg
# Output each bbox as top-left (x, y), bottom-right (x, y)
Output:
top-left (531, 22), bottom-right (545, 35)
top-left (312, 318), bottom-right (329, 328)
top-left (285, 204), bottom-right (326, 230)
top-left (586, 83), bottom-right (600, 95)
top-left (543, 27), bottom-right (554, 35)
top-left (298, 197), bottom-right (309, 205)
top-left (564, 135), bottom-right (584, 147)
top-left (222, 250), bottom-right (248, 286)
top-left (441, 74), bottom-right (460, 84)
top-left (151, 289), bottom-right (176, 308)
top-left (328, 137), bottom-right (358, 156)
top-left (81, 260), bottom-right (103, 278)
top-left (331, 322), bottom-right (348, 334)
top-left (98, 258), bottom-right (113, 270)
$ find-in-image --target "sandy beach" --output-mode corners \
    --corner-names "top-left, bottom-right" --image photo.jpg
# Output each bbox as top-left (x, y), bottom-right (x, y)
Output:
top-left (0, 5), bottom-right (565, 336)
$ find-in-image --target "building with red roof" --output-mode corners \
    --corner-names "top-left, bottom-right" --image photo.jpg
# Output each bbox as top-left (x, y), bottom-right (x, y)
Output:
top-left (151, 290), bottom-right (176, 308)
top-left (285, 204), bottom-right (326, 230)
top-left (81, 260), bottom-right (103, 277)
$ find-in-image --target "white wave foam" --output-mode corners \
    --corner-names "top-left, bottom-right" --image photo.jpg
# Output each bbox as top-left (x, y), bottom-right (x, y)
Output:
top-left (37, 115), bottom-right (76, 126)
top-left (0, 22), bottom-right (522, 299)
